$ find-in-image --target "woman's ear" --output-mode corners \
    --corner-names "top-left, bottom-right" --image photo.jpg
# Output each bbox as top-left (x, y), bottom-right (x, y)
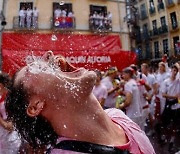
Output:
top-left (27, 100), bottom-right (45, 117)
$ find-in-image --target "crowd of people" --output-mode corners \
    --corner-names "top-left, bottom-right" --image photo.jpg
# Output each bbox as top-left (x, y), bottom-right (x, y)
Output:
top-left (92, 56), bottom-right (180, 153)
top-left (89, 11), bottom-right (112, 31)
top-left (0, 51), bottom-right (179, 153)
top-left (19, 7), bottom-right (39, 29)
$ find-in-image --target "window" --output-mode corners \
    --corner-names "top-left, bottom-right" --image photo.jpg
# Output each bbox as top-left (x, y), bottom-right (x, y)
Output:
top-left (160, 16), bottom-right (166, 26)
top-left (173, 36), bottom-right (179, 55)
top-left (90, 5), bottom-right (107, 15)
top-left (52, 3), bottom-right (75, 29)
top-left (143, 24), bottom-right (149, 40)
top-left (170, 12), bottom-right (178, 29)
top-left (140, 4), bottom-right (147, 20)
top-left (154, 41), bottom-right (159, 58)
top-left (152, 20), bottom-right (157, 29)
top-left (18, 2), bottom-right (33, 28)
top-left (145, 43), bottom-right (151, 58)
top-left (89, 5), bottom-right (111, 31)
top-left (20, 2), bottom-right (33, 10)
top-left (149, 0), bottom-right (155, 14)
top-left (163, 39), bottom-right (169, 55)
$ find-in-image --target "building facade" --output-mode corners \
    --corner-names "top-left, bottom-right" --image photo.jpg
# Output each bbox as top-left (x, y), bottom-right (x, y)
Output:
top-left (126, 0), bottom-right (180, 64)
top-left (165, 0), bottom-right (180, 56)
top-left (1, 0), bottom-right (137, 74)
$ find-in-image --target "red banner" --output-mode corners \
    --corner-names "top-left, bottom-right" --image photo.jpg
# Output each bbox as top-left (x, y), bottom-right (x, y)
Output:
top-left (2, 33), bottom-right (136, 76)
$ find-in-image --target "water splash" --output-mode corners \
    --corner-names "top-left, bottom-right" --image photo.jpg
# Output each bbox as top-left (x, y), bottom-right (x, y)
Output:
top-left (59, 1), bottom-right (65, 5)
top-left (51, 34), bottom-right (57, 41)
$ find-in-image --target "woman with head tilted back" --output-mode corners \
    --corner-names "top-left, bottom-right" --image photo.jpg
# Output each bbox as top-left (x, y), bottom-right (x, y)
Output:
top-left (0, 72), bottom-right (21, 153)
top-left (5, 52), bottom-right (155, 154)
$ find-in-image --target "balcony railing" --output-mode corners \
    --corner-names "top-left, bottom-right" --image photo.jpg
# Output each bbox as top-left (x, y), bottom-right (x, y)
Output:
top-left (149, 7), bottom-right (156, 15)
top-left (89, 17), bottom-right (112, 32)
top-left (165, 0), bottom-right (175, 7)
top-left (13, 16), bottom-right (38, 30)
top-left (171, 21), bottom-right (178, 30)
top-left (157, 2), bottom-right (165, 11)
top-left (140, 12), bottom-right (148, 20)
top-left (158, 25), bottom-right (168, 34)
top-left (142, 31), bottom-right (150, 41)
top-left (52, 17), bottom-right (76, 30)
top-left (150, 28), bottom-right (159, 37)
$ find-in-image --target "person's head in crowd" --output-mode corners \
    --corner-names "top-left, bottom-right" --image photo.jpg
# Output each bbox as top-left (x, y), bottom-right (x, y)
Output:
top-left (161, 54), bottom-right (168, 63)
top-left (171, 63), bottom-right (179, 78)
top-left (107, 67), bottom-right (118, 79)
top-left (122, 67), bottom-right (134, 81)
top-left (158, 62), bottom-right (166, 73)
top-left (130, 64), bottom-right (138, 74)
top-left (5, 53), bottom-right (97, 149)
top-left (94, 70), bottom-right (102, 86)
top-left (141, 63), bottom-right (149, 75)
top-left (0, 72), bottom-right (12, 95)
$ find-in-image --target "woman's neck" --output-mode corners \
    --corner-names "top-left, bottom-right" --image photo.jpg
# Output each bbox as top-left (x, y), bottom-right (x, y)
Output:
top-left (50, 94), bottom-right (127, 146)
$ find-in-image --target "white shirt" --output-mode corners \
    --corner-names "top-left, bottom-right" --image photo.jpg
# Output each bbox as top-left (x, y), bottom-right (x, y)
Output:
top-left (33, 9), bottom-right (39, 17)
top-left (61, 10), bottom-right (67, 17)
top-left (92, 84), bottom-right (108, 102)
top-left (155, 71), bottom-right (170, 113)
top-left (19, 10), bottom-right (25, 17)
top-left (54, 9), bottom-right (61, 18)
top-left (26, 9), bottom-right (32, 17)
top-left (101, 76), bottom-right (116, 108)
top-left (124, 79), bottom-right (142, 118)
top-left (68, 12), bottom-right (73, 17)
top-left (161, 78), bottom-right (180, 110)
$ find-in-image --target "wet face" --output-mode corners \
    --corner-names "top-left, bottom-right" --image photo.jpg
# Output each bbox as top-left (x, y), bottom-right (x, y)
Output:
top-left (14, 55), bottom-right (96, 105)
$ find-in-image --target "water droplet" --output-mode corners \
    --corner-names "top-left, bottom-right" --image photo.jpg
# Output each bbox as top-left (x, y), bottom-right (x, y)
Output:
top-left (59, 1), bottom-right (65, 5)
top-left (63, 124), bottom-right (67, 129)
top-left (51, 34), bottom-right (57, 41)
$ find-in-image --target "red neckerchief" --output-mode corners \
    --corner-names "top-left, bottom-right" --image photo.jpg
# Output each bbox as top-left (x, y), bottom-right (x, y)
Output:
top-left (0, 93), bottom-right (7, 104)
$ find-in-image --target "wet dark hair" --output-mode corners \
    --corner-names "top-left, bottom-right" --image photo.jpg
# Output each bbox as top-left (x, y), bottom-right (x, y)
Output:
top-left (0, 72), bottom-right (12, 89)
top-left (5, 74), bottom-right (58, 149)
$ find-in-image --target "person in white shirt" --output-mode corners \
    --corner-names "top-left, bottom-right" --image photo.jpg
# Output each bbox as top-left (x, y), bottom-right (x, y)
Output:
top-left (54, 8), bottom-right (61, 18)
top-left (155, 62), bottom-right (170, 115)
top-left (161, 64), bottom-right (180, 151)
top-left (92, 70), bottom-right (108, 107)
top-left (119, 67), bottom-right (142, 127)
top-left (32, 7), bottom-right (39, 28)
top-left (26, 8), bottom-right (32, 28)
top-left (68, 11), bottom-right (74, 18)
top-left (100, 67), bottom-right (119, 109)
top-left (19, 7), bottom-right (26, 28)
top-left (141, 63), bottom-right (156, 134)
top-left (61, 9), bottom-right (67, 17)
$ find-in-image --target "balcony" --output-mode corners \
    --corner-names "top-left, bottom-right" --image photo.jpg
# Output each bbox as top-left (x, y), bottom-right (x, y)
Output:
top-left (165, 0), bottom-right (175, 7)
top-left (126, 0), bottom-right (137, 5)
top-left (13, 16), bottom-right (38, 30)
top-left (150, 28), bottom-right (159, 37)
top-left (89, 17), bottom-right (112, 32)
top-left (142, 31), bottom-right (150, 42)
top-left (52, 17), bottom-right (76, 31)
top-left (158, 25), bottom-right (168, 34)
top-left (140, 12), bottom-right (148, 20)
top-left (149, 7), bottom-right (156, 15)
top-left (170, 21), bottom-right (179, 31)
top-left (157, 2), bottom-right (165, 11)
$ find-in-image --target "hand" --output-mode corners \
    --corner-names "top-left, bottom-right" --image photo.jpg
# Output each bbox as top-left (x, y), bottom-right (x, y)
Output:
top-left (139, 79), bottom-right (146, 85)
